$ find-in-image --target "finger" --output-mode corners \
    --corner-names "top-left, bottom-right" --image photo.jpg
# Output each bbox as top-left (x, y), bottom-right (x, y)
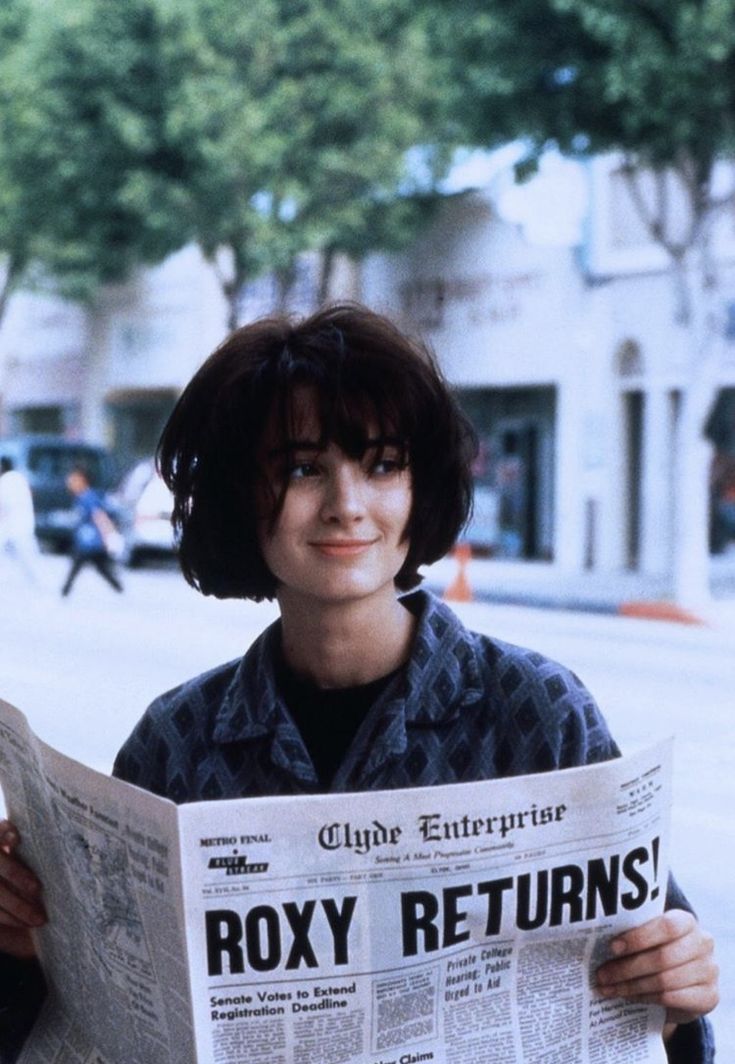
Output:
top-left (0, 848), bottom-right (42, 898)
top-left (0, 821), bottom-right (20, 855)
top-left (0, 880), bottom-right (47, 928)
top-left (0, 925), bottom-right (38, 961)
top-left (609, 910), bottom-right (695, 958)
top-left (598, 926), bottom-right (711, 986)
top-left (625, 982), bottom-right (720, 1024)
top-left (0, 851), bottom-right (46, 927)
top-left (598, 954), bottom-right (718, 1000)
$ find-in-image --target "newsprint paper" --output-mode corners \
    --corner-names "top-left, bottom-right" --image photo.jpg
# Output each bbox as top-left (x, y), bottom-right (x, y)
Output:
top-left (0, 698), bottom-right (672, 1064)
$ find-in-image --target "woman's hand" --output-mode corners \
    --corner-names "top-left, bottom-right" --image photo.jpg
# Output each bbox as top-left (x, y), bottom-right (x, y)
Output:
top-left (596, 909), bottom-right (719, 1037)
top-left (0, 820), bottom-right (45, 960)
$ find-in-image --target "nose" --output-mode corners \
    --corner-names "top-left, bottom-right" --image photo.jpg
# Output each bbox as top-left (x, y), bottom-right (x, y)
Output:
top-left (319, 461), bottom-right (366, 525)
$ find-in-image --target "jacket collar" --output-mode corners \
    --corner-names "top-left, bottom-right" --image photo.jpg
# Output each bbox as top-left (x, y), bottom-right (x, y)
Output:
top-left (401, 590), bottom-right (484, 722)
top-left (211, 590), bottom-right (484, 784)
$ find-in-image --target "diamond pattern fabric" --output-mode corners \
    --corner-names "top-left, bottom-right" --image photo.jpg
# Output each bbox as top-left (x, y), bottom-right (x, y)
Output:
top-left (110, 590), bottom-right (714, 1061)
top-left (113, 590), bottom-right (621, 800)
top-left (0, 591), bottom-right (713, 1062)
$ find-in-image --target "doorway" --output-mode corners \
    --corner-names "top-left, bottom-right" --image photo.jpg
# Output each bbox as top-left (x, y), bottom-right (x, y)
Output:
top-left (623, 390), bottom-right (643, 569)
top-left (458, 387), bottom-right (555, 559)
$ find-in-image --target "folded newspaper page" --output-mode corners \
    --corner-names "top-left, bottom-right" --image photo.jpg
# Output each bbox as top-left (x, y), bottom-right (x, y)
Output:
top-left (0, 697), bottom-right (671, 1064)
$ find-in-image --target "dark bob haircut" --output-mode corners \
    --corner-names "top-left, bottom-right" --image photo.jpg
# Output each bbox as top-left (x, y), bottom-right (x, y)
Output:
top-left (158, 302), bottom-right (477, 601)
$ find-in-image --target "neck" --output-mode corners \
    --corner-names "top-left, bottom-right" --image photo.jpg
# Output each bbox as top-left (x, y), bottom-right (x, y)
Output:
top-left (277, 588), bottom-right (416, 688)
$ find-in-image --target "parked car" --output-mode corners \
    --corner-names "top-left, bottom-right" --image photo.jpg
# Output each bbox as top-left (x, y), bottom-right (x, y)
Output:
top-left (0, 434), bottom-right (118, 552)
top-left (113, 458), bottom-right (177, 567)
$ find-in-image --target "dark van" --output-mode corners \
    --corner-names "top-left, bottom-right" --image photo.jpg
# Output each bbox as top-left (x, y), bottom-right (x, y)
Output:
top-left (0, 435), bottom-right (117, 551)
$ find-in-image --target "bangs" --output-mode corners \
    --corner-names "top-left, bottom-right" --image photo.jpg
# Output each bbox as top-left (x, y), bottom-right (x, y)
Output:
top-left (267, 358), bottom-right (410, 463)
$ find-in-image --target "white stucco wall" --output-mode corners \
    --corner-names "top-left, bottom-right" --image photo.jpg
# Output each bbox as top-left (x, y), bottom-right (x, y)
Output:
top-left (98, 245), bottom-right (229, 394)
top-left (0, 292), bottom-right (88, 419)
top-left (362, 190), bottom-right (621, 573)
top-left (363, 193), bottom-right (592, 388)
top-left (3, 152), bottom-right (734, 584)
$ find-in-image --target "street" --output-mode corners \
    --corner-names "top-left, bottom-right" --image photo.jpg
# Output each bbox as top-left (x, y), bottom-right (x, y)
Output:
top-left (1, 551), bottom-right (733, 1055)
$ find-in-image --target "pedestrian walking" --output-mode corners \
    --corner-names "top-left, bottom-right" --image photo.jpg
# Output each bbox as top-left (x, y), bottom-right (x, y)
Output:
top-left (60, 466), bottom-right (123, 597)
top-left (0, 304), bottom-right (718, 1061)
top-left (0, 456), bottom-right (40, 585)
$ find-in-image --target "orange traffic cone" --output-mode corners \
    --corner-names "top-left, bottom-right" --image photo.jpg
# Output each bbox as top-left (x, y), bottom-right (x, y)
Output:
top-left (443, 542), bottom-right (473, 602)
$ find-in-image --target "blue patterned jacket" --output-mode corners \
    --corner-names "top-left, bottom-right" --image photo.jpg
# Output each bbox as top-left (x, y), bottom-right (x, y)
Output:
top-left (1, 592), bottom-right (714, 1061)
top-left (113, 590), bottom-right (619, 798)
top-left (112, 590), bottom-right (713, 1062)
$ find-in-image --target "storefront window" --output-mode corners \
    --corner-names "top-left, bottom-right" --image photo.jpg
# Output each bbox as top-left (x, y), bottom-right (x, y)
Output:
top-left (457, 387), bottom-right (556, 561)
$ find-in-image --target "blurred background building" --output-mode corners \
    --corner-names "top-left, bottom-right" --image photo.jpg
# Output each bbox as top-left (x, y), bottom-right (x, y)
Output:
top-left (2, 152), bottom-right (735, 589)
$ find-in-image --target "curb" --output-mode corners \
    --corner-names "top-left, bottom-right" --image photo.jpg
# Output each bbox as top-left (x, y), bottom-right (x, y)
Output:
top-left (617, 601), bottom-right (706, 626)
top-left (430, 582), bottom-right (710, 625)
top-left (431, 582), bottom-right (619, 616)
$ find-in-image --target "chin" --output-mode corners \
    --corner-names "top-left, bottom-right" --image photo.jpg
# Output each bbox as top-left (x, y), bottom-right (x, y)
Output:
top-left (303, 576), bottom-right (392, 604)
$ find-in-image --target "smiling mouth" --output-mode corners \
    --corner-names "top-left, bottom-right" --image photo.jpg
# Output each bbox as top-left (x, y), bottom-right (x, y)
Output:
top-left (310, 540), bottom-right (377, 556)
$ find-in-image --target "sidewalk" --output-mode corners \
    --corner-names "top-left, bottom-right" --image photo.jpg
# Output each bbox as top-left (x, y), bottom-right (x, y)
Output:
top-left (422, 551), bottom-right (735, 628)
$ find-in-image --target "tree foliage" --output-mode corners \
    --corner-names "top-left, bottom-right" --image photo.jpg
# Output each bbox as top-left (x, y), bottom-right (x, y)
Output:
top-left (172, 0), bottom-right (444, 323)
top-left (263, 1), bottom-right (442, 284)
top-left (436, 0), bottom-right (735, 174)
top-left (0, 0), bottom-right (46, 316)
top-left (0, 0), bottom-right (446, 326)
top-left (0, 0), bottom-right (197, 305)
top-left (432, 0), bottom-right (735, 293)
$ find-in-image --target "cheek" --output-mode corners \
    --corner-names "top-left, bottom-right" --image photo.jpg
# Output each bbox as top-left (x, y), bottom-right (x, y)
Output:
top-left (253, 470), bottom-right (281, 524)
top-left (396, 481), bottom-right (413, 535)
top-left (253, 503), bottom-right (275, 561)
top-left (253, 496), bottom-right (285, 573)
top-left (255, 492), bottom-right (304, 566)
top-left (399, 501), bottom-right (413, 540)
top-left (380, 483), bottom-right (413, 544)
top-left (257, 525), bottom-right (291, 585)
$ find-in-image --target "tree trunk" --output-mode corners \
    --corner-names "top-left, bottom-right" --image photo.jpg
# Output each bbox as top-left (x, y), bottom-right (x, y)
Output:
top-left (669, 271), bottom-right (721, 610)
top-left (225, 283), bottom-right (240, 332)
top-left (0, 254), bottom-right (21, 330)
top-left (80, 301), bottom-right (109, 442)
top-left (203, 244), bottom-right (243, 331)
top-left (620, 165), bottom-right (723, 611)
top-left (317, 246), bottom-right (336, 306)
top-left (671, 397), bottom-right (715, 609)
top-left (224, 259), bottom-right (243, 332)
top-left (275, 261), bottom-right (296, 311)
top-left (0, 257), bottom-right (22, 419)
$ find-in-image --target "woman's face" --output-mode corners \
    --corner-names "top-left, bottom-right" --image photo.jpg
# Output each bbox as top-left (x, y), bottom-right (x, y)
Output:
top-left (257, 390), bottom-right (412, 609)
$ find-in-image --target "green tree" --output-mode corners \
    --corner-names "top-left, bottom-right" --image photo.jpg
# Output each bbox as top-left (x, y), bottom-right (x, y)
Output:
top-left (0, 0), bottom-right (41, 323)
top-left (165, 0), bottom-right (284, 326)
top-left (174, 0), bottom-right (444, 327)
top-left (435, 0), bottom-right (735, 607)
top-left (259, 0), bottom-right (444, 307)
top-left (0, 0), bottom-right (194, 323)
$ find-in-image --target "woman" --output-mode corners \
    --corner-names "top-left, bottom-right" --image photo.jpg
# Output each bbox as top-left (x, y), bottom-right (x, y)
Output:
top-left (0, 304), bottom-right (718, 1060)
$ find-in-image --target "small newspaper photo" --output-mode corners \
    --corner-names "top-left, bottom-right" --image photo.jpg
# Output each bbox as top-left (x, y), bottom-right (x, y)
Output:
top-left (0, 697), bottom-right (671, 1064)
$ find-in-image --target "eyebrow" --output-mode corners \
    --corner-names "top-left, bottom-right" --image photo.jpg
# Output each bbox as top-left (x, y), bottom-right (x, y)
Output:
top-left (266, 440), bottom-right (321, 459)
top-left (267, 435), bottom-right (406, 459)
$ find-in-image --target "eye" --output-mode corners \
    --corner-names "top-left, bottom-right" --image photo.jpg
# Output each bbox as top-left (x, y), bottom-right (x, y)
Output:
top-left (368, 447), bottom-right (407, 477)
top-left (287, 461), bottom-right (321, 480)
top-left (371, 457), bottom-right (402, 476)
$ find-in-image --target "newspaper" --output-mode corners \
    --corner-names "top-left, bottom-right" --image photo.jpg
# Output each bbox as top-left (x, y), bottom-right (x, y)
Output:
top-left (0, 697), bottom-right (671, 1064)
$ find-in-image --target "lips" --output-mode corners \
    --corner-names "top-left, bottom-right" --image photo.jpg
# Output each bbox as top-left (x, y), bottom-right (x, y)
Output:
top-left (310, 539), bottom-right (377, 557)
